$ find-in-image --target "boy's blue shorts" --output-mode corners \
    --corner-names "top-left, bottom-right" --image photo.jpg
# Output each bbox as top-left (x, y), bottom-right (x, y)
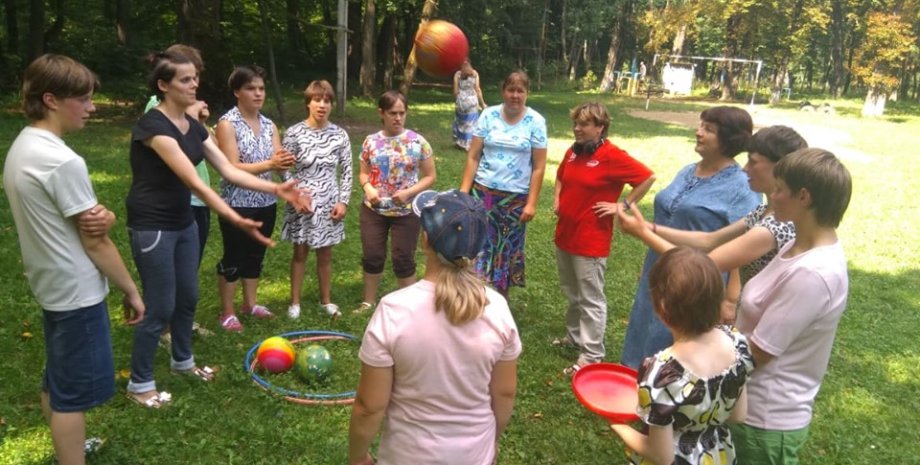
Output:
top-left (42, 300), bottom-right (115, 412)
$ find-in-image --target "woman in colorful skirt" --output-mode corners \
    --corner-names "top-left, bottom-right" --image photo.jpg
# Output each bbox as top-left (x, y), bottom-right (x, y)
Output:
top-left (460, 70), bottom-right (548, 298)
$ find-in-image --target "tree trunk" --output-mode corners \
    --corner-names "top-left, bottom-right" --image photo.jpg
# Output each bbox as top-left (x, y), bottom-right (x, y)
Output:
top-left (568, 35), bottom-right (580, 81)
top-left (359, 0), bottom-right (376, 97)
top-left (44, 0), bottom-right (64, 47)
top-left (380, 14), bottom-right (397, 89)
top-left (399, 0), bottom-right (437, 96)
top-left (28, 0), bottom-right (44, 61)
top-left (535, 0), bottom-right (549, 90)
top-left (862, 88), bottom-right (887, 117)
top-left (3, 0), bottom-right (18, 58)
top-left (599, 0), bottom-right (630, 92)
top-left (258, 0), bottom-right (284, 122)
top-left (178, 0), bottom-right (233, 112)
top-left (769, 59), bottom-right (789, 105)
top-left (720, 14), bottom-right (741, 101)
top-left (115, 0), bottom-right (130, 45)
top-left (671, 24), bottom-right (687, 56)
top-left (828, 0), bottom-right (846, 97)
top-left (286, 0), bottom-right (305, 60)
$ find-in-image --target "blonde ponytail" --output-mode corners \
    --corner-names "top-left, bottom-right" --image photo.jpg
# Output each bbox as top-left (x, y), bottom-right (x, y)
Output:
top-left (435, 257), bottom-right (487, 325)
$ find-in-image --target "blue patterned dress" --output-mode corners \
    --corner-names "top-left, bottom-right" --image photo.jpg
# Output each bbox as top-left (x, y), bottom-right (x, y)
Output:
top-left (621, 163), bottom-right (760, 368)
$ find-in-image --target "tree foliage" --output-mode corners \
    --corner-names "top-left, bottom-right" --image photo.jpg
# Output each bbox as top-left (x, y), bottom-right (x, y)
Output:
top-left (1, 0), bottom-right (920, 104)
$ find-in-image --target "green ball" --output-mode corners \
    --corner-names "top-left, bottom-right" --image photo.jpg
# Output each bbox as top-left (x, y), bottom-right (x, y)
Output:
top-left (294, 344), bottom-right (333, 384)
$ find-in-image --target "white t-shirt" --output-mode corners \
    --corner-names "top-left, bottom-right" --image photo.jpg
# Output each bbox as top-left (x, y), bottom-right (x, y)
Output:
top-left (3, 126), bottom-right (107, 311)
top-left (736, 240), bottom-right (848, 430)
top-left (359, 279), bottom-right (522, 465)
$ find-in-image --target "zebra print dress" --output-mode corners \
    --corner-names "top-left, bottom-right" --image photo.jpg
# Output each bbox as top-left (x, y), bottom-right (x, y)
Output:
top-left (280, 121), bottom-right (353, 248)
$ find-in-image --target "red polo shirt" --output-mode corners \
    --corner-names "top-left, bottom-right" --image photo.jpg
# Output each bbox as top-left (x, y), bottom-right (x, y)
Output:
top-left (555, 139), bottom-right (653, 257)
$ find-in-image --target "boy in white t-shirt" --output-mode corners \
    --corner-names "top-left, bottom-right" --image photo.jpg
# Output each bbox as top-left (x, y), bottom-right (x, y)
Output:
top-left (3, 54), bottom-right (144, 465)
top-left (733, 148), bottom-right (852, 465)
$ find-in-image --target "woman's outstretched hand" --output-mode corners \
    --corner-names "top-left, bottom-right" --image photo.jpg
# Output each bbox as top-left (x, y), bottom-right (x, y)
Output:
top-left (276, 179), bottom-right (314, 213)
top-left (236, 217), bottom-right (275, 247)
top-left (612, 202), bottom-right (648, 238)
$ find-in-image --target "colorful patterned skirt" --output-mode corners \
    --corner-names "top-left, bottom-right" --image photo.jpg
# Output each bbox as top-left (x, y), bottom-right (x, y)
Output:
top-left (472, 183), bottom-right (528, 292)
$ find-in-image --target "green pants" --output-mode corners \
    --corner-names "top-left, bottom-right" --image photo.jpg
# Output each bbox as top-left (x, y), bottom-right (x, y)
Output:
top-left (731, 423), bottom-right (810, 465)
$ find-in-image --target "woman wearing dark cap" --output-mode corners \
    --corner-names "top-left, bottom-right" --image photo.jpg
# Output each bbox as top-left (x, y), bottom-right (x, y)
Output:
top-left (348, 190), bottom-right (521, 465)
top-left (618, 106), bottom-right (761, 370)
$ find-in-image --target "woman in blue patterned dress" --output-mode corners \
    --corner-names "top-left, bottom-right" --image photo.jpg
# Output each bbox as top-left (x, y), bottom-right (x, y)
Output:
top-left (620, 106), bottom-right (761, 369)
top-left (459, 70), bottom-right (548, 297)
top-left (611, 247), bottom-right (754, 465)
top-left (213, 65), bottom-right (295, 332)
top-left (281, 80), bottom-right (353, 319)
top-left (452, 59), bottom-right (487, 150)
top-left (615, 125), bottom-right (807, 286)
top-left (352, 90), bottom-right (436, 314)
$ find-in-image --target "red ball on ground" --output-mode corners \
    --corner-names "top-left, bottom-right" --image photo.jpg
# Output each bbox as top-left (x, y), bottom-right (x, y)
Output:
top-left (414, 20), bottom-right (469, 78)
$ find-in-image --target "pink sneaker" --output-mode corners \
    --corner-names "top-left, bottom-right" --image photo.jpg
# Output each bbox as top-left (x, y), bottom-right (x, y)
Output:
top-left (243, 304), bottom-right (274, 319)
top-left (219, 314), bottom-right (243, 332)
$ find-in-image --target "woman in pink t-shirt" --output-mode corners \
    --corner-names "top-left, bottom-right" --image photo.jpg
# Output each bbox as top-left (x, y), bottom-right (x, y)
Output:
top-left (348, 190), bottom-right (522, 465)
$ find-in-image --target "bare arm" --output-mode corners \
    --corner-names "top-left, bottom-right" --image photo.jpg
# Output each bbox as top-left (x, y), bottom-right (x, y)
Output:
top-left (490, 359), bottom-right (518, 440)
top-left (76, 204), bottom-right (116, 237)
top-left (521, 147), bottom-right (547, 222)
top-left (202, 136), bottom-right (308, 211)
top-left (614, 205), bottom-right (678, 255)
top-left (656, 218), bottom-right (748, 251)
top-left (392, 157), bottom-right (436, 204)
top-left (358, 159), bottom-right (381, 205)
top-left (623, 175), bottom-right (656, 205)
top-left (728, 388), bottom-right (748, 424)
top-left (348, 363), bottom-right (393, 465)
top-left (474, 71), bottom-right (486, 107)
top-left (609, 423), bottom-right (675, 465)
top-left (708, 226), bottom-right (778, 272)
top-left (76, 209), bottom-right (144, 325)
top-left (722, 269), bottom-right (742, 323)
top-left (750, 340), bottom-right (775, 368)
top-left (553, 179), bottom-right (563, 215)
top-left (459, 136), bottom-right (484, 193)
top-left (453, 72), bottom-right (460, 97)
top-left (148, 135), bottom-right (280, 247)
top-left (215, 120), bottom-right (293, 176)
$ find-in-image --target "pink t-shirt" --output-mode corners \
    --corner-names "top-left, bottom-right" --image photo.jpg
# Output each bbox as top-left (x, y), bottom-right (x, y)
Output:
top-left (736, 240), bottom-right (848, 430)
top-left (359, 280), bottom-right (522, 465)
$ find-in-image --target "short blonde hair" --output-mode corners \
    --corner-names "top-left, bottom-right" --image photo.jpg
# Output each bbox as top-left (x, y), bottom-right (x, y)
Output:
top-left (570, 102), bottom-right (610, 138)
top-left (21, 54), bottom-right (99, 121)
top-left (303, 80), bottom-right (335, 105)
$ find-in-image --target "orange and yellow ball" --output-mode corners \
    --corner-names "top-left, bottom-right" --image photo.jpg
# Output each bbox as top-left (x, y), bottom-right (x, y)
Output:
top-left (256, 336), bottom-right (296, 373)
top-left (414, 20), bottom-right (469, 78)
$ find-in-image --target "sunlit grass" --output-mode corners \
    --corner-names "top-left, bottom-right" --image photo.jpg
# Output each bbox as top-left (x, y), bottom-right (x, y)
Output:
top-left (1, 88), bottom-right (918, 464)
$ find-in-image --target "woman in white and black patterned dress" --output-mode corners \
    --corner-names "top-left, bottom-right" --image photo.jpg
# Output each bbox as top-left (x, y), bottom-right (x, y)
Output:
top-left (282, 80), bottom-right (352, 319)
top-left (214, 65), bottom-right (294, 332)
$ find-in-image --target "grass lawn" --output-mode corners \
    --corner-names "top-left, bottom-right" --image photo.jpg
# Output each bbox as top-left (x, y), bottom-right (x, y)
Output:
top-left (1, 86), bottom-right (918, 464)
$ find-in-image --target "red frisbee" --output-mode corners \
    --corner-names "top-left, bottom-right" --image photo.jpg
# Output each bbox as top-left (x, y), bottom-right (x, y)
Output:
top-left (571, 362), bottom-right (640, 423)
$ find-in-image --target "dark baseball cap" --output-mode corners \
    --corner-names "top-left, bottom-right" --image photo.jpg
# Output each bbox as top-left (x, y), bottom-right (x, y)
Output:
top-left (412, 189), bottom-right (487, 262)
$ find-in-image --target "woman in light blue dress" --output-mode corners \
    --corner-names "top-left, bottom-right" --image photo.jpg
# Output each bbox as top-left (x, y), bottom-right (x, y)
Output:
top-left (620, 106), bottom-right (761, 369)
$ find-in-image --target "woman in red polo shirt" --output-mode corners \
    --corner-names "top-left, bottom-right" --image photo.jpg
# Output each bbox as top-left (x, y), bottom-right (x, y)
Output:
top-left (553, 102), bottom-right (656, 375)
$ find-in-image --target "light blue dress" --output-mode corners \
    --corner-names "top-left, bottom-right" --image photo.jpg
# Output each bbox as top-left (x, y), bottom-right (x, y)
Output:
top-left (621, 162), bottom-right (761, 368)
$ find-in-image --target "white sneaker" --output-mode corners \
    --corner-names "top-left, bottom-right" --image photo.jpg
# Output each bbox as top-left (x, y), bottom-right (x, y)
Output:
top-left (287, 304), bottom-right (301, 319)
top-left (320, 303), bottom-right (340, 319)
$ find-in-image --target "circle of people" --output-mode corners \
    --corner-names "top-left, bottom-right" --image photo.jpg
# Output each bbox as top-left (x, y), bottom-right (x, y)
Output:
top-left (5, 47), bottom-right (852, 465)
